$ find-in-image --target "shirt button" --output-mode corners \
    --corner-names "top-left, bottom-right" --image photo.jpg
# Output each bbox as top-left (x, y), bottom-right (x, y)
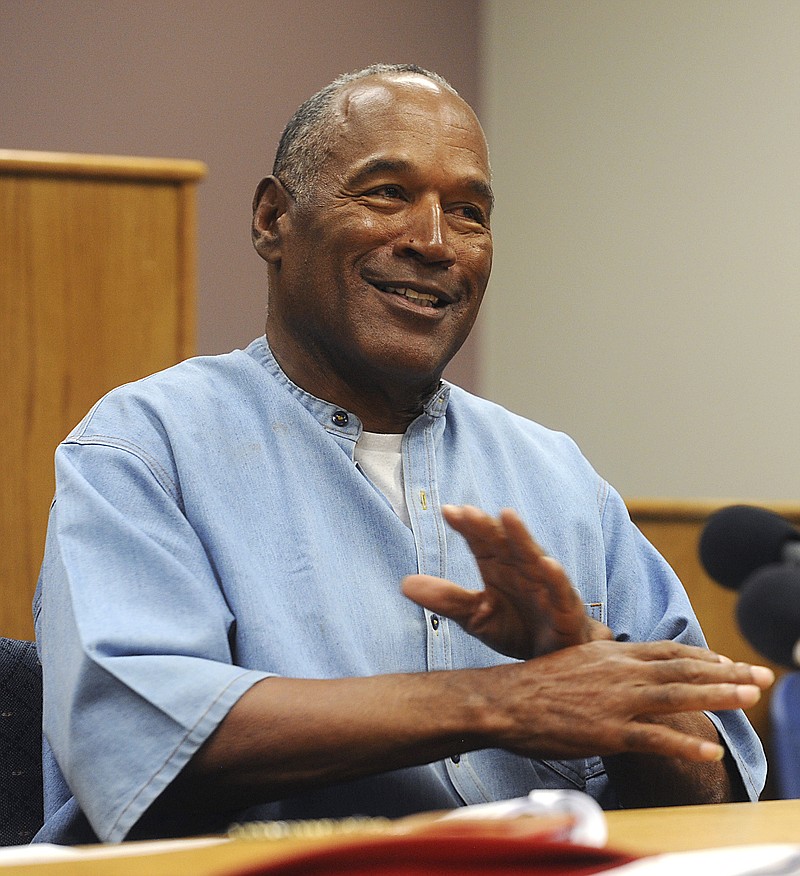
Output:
top-left (451, 754), bottom-right (461, 764)
top-left (430, 615), bottom-right (440, 631)
top-left (331, 410), bottom-right (349, 427)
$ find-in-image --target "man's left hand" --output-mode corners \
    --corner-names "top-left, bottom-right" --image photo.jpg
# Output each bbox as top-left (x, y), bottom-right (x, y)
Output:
top-left (402, 505), bottom-right (611, 659)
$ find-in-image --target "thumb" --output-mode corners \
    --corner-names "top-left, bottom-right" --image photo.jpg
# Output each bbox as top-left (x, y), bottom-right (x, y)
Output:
top-left (401, 574), bottom-right (481, 623)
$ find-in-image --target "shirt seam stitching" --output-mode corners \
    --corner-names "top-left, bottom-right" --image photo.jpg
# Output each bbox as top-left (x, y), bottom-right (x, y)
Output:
top-left (63, 436), bottom-right (180, 502)
top-left (108, 670), bottom-right (261, 837)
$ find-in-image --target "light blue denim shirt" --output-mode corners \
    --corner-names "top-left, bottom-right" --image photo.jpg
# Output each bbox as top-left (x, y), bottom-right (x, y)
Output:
top-left (34, 336), bottom-right (766, 843)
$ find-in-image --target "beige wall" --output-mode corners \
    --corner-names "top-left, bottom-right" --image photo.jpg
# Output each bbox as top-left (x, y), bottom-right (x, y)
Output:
top-left (6, 1), bottom-right (798, 503)
top-left (483, 0), bottom-right (800, 501)
top-left (0, 0), bottom-right (482, 388)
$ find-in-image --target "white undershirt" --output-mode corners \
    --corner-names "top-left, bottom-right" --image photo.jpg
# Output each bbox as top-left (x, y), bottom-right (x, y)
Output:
top-left (354, 431), bottom-right (411, 527)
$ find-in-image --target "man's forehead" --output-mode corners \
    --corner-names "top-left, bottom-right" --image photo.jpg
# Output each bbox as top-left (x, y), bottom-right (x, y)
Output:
top-left (340, 72), bottom-right (446, 107)
top-left (336, 75), bottom-right (479, 133)
top-left (331, 74), bottom-right (489, 166)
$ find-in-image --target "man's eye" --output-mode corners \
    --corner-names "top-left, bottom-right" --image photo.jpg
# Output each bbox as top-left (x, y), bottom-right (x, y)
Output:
top-left (454, 205), bottom-right (487, 225)
top-left (369, 185), bottom-right (404, 199)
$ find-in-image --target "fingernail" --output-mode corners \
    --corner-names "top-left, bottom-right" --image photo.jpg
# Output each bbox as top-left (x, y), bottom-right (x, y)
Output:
top-left (736, 684), bottom-right (762, 707)
top-left (751, 666), bottom-right (775, 687)
top-left (699, 741), bottom-right (725, 761)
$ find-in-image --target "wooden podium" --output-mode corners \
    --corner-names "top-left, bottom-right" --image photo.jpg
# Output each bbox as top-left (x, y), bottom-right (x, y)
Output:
top-left (1, 149), bottom-right (206, 640)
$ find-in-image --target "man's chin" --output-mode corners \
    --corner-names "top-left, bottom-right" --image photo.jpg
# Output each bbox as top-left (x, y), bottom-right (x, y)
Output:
top-left (365, 344), bottom-right (450, 388)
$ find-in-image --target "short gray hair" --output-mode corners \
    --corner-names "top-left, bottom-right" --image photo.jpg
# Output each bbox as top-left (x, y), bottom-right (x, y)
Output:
top-left (272, 64), bottom-right (458, 204)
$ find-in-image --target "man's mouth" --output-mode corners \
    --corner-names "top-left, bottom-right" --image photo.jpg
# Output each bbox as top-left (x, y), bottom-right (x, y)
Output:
top-left (372, 283), bottom-right (445, 309)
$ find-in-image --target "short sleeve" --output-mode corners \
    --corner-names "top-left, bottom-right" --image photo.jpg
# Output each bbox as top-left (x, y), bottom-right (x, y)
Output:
top-left (38, 438), bottom-right (271, 841)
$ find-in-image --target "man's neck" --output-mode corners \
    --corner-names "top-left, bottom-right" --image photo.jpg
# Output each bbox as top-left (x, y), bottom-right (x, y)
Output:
top-left (265, 330), bottom-right (440, 433)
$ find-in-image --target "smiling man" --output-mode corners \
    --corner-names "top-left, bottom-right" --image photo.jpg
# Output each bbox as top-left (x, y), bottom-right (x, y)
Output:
top-left (34, 64), bottom-right (770, 845)
top-left (252, 70), bottom-right (493, 433)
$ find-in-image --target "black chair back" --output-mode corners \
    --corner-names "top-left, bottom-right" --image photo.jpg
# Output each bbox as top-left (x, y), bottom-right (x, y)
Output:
top-left (0, 638), bottom-right (43, 845)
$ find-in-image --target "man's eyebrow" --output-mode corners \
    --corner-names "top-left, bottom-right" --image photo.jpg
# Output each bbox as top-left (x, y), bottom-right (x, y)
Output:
top-left (466, 178), bottom-right (495, 213)
top-left (347, 157), bottom-right (494, 211)
top-left (347, 157), bottom-right (414, 187)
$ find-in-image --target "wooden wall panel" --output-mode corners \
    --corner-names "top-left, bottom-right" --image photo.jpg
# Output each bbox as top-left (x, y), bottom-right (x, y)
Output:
top-left (628, 498), bottom-right (800, 799)
top-left (1, 150), bottom-right (205, 640)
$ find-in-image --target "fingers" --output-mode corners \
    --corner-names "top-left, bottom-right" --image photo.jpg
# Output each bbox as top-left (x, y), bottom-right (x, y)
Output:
top-left (619, 640), bottom-right (775, 690)
top-left (441, 504), bottom-right (583, 621)
top-left (497, 646), bottom-right (773, 763)
top-left (401, 574), bottom-right (481, 622)
top-left (442, 505), bottom-right (550, 571)
top-left (499, 509), bottom-right (581, 615)
top-left (439, 504), bottom-right (595, 656)
top-left (621, 720), bottom-right (727, 763)
top-left (579, 642), bottom-right (773, 725)
top-left (646, 680), bottom-right (763, 713)
top-left (440, 505), bottom-right (523, 587)
top-left (748, 664), bottom-right (776, 689)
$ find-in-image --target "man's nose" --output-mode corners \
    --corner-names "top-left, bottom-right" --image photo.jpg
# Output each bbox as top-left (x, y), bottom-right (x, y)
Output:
top-left (393, 199), bottom-right (457, 266)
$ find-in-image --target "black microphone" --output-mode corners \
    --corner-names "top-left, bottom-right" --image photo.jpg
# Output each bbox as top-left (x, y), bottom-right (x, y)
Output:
top-left (737, 564), bottom-right (800, 667)
top-left (699, 504), bottom-right (800, 590)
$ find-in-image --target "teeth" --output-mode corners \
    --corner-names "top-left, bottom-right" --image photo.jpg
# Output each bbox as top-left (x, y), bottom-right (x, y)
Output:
top-left (384, 286), bottom-right (438, 306)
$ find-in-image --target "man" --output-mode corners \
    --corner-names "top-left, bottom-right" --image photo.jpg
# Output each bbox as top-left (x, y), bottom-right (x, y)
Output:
top-left (35, 64), bottom-right (770, 845)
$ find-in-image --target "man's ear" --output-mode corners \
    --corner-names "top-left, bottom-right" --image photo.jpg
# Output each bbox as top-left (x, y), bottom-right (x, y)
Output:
top-left (252, 176), bottom-right (290, 264)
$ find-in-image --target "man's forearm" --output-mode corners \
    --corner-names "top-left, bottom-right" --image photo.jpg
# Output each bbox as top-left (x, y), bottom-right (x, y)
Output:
top-left (155, 641), bottom-right (766, 825)
top-left (141, 669), bottom-right (493, 835)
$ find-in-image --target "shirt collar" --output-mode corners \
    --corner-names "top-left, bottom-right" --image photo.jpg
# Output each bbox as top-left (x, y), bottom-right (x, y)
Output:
top-left (249, 335), bottom-right (451, 437)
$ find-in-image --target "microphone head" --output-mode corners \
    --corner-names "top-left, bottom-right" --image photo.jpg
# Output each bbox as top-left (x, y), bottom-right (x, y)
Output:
top-left (699, 504), bottom-right (800, 590)
top-left (736, 563), bottom-right (800, 668)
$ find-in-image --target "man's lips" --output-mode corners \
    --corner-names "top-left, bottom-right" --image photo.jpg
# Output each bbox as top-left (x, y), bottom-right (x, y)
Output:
top-left (368, 280), bottom-right (454, 309)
